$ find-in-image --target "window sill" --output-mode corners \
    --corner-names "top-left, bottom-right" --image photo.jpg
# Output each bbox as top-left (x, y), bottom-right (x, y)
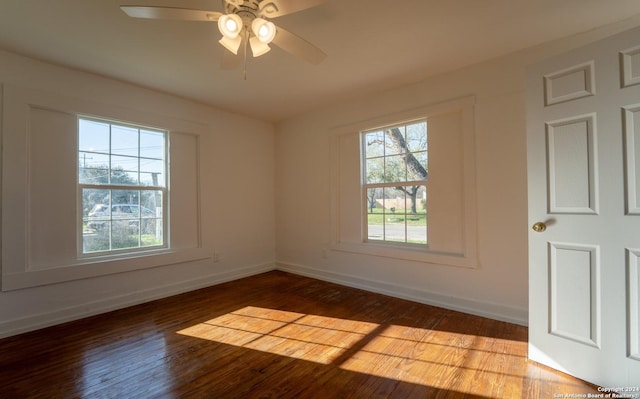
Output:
top-left (2, 247), bottom-right (212, 291)
top-left (330, 242), bottom-right (477, 269)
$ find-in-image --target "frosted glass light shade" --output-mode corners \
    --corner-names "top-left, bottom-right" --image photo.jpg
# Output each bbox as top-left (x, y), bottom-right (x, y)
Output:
top-left (251, 18), bottom-right (276, 44)
top-left (249, 36), bottom-right (271, 57)
top-left (218, 14), bottom-right (243, 39)
top-left (219, 35), bottom-right (242, 55)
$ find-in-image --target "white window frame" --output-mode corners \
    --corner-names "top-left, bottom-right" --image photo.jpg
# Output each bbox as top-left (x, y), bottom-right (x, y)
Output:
top-left (330, 96), bottom-right (478, 268)
top-left (361, 119), bottom-right (428, 247)
top-left (77, 116), bottom-right (168, 258)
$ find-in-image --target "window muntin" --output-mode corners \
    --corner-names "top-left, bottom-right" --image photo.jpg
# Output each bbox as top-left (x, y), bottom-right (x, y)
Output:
top-left (362, 120), bottom-right (428, 245)
top-left (79, 117), bottom-right (167, 255)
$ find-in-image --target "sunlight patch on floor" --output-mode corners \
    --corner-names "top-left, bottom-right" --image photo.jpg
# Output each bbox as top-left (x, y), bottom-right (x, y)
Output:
top-left (177, 306), bottom-right (530, 396)
top-left (338, 325), bottom-right (528, 395)
top-left (177, 306), bottom-right (379, 364)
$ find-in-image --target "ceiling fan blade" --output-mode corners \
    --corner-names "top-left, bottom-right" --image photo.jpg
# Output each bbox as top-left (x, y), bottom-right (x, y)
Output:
top-left (259, 0), bottom-right (327, 18)
top-left (271, 25), bottom-right (326, 64)
top-left (120, 6), bottom-right (222, 21)
top-left (220, 49), bottom-right (241, 70)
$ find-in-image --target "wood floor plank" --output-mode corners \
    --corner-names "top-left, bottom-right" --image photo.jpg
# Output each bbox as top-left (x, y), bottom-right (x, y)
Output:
top-left (0, 271), bottom-right (599, 398)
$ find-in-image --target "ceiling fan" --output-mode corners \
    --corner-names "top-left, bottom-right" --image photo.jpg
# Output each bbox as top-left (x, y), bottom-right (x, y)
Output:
top-left (121, 0), bottom-right (327, 71)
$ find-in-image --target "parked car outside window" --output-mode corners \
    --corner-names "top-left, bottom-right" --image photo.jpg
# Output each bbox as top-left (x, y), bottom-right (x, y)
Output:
top-left (87, 204), bottom-right (156, 233)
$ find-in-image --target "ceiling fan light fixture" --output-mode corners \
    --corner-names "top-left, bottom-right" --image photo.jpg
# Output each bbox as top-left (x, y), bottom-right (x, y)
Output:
top-left (218, 13), bottom-right (243, 39)
top-left (120, 2), bottom-right (327, 67)
top-left (251, 18), bottom-right (276, 44)
top-left (249, 36), bottom-right (271, 57)
top-left (219, 34), bottom-right (242, 55)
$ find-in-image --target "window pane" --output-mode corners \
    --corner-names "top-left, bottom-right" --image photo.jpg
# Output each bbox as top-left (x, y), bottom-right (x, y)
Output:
top-left (112, 189), bottom-right (138, 208)
top-left (382, 187), bottom-right (405, 242)
top-left (80, 152), bottom-right (110, 169)
top-left (366, 188), bottom-right (384, 241)
top-left (112, 220), bottom-right (139, 250)
top-left (384, 127), bottom-right (405, 156)
top-left (384, 154), bottom-right (406, 182)
top-left (79, 119), bottom-right (110, 153)
top-left (407, 151), bottom-right (428, 182)
top-left (141, 190), bottom-right (162, 215)
top-left (111, 125), bottom-right (139, 157)
top-left (383, 187), bottom-right (401, 216)
top-left (79, 152), bottom-right (110, 184)
top-left (112, 170), bottom-right (139, 186)
top-left (406, 122), bottom-right (427, 152)
top-left (111, 155), bottom-right (138, 173)
top-left (139, 159), bottom-right (165, 187)
top-left (141, 191), bottom-right (163, 245)
top-left (111, 155), bottom-right (139, 185)
top-left (141, 220), bottom-right (162, 247)
top-left (407, 185), bottom-right (427, 244)
top-left (83, 226), bottom-right (111, 253)
top-left (83, 188), bottom-right (110, 227)
top-left (83, 188), bottom-right (111, 253)
top-left (365, 158), bottom-right (384, 184)
top-left (364, 131), bottom-right (385, 158)
top-left (140, 130), bottom-right (164, 159)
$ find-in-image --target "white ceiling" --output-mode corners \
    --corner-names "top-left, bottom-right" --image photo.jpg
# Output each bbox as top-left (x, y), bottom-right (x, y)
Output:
top-left (1, 0), bottom-right (640, 122)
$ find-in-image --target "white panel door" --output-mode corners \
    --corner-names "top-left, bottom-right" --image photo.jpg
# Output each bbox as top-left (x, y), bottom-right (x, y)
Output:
top-left (527, 26), bottom-right (640, 387)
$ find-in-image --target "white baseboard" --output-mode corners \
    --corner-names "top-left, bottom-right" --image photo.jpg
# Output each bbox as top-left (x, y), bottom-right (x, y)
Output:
top-left (0, 262), bottom-right (275, 339)
top-left (276, 262), bottom-right (528, 326)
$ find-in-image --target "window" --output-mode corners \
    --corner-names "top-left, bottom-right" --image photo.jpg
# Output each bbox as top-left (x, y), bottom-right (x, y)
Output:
top-left (332, 96), bottom-right (477, 268)
top-left (1, 84), bottom-right (207, 290)
top-left (362, 120), bottom-right (428, 245)
top-left (79, 117), bottom-right (167, 254)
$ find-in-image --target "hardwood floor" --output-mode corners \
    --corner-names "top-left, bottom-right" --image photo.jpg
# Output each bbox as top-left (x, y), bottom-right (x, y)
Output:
top-left (0, 271), bottom-right (597, 398)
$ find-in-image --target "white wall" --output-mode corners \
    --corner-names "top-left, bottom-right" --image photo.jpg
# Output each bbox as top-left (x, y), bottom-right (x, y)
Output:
top-left (274, 17), bottom-right (640, 326)
top-left (0, 50), bottom-right (276, 337)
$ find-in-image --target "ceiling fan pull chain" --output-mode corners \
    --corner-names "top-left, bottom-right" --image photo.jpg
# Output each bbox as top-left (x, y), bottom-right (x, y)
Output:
top-left (243, 28), bottom-right (249, 80)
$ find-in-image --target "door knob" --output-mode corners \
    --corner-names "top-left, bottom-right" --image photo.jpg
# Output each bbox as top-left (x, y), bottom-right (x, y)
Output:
top-left (532, 222), bottom-right (547, 232)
